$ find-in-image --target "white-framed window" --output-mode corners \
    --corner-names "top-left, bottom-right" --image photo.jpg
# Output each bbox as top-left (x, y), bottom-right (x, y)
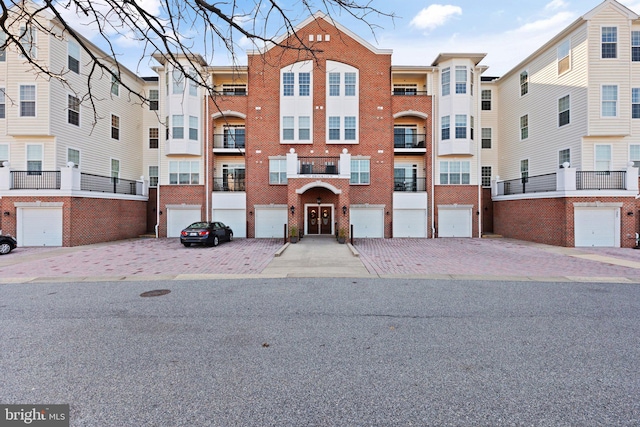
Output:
top-left (559, 148), bottom-right (570, 167)
top-left (68, 40), bottom-right (80, 73)
top-left (350, 158), bottom-right (370, 184)
top-left (602, 26), bottom-right (617, 59)
top-left (632, 88), bottom-right (640, 119)
top-left (188, 68), bottom-right (197, 97)
top-left (520, 114), bottom-right (529, 140)
top-left (602, 85), bottom-right (618, 117)
top-left (558, 95), bottom-right (570, 127)
top-left (440, 161), bottom-right (470, 185)
top-left (329, 116), bottom-right (340, 140)
top-left (393, 84), bottom-right (418, 95)
top-left (520, 70), bottom-right (529, 96)
top-left (521, 159), bottom-right (529, 181)
top-left (111, 158), bottom-right (120, 181)
top-left (0, 31), bottom-right (5, 62)
top-left (149, 166), bottom-right (158, 187)
top-left (149, 128), bottom-right (159, 149)
top-left (481, 90), bottom-right (491, 110)
top-left (470, 116), bottom-right (474, 140)
top-left (557, 39), bottom-right (571, 75)
top-left (630, 145), bottom-right (640, 168)
top-left (441, 67), bottom-right (450, 96)
top-left (223, 126), bottom-right (245, 148)
top-left (344, 116), bottom-right (356, 140)
top-left (470, 69), bottom-right (474, 96)
top-left (441, 116), bottom-right (450, 140)
top-left (221, 164), bottom-right (245, 191)
top-left (67, 148), bottom-right (80, 167)
top-left (394, 164), bottom-right (418, 191)
top-left (20, 85), bottom-right (36, 117)
top-left (0, 88), bottom-right (5, 119)
top-left (329, 73), bottom-right (340, 96)
top-left (455, 66), bottom-right (467, 94)
top-left (481, 166), bottom-right (492, 188)
top-left (189, 116), bottom-right (198, 140)
top-left (345, 73), bottom-right (356, 96)
top-left (68, 94), bottom-right (80, 126)
top-left (172, 69), bottom-right (184, 94)
top-left (149, 89), bottom-right (159, 110)
top-left (283, 72), bottom-right (294, 96)
top-left (111, 114), bottom-right (120, 140)
top-left (0, 144), bottom-right (8, 165)
top-left (633, 31), bottom-right (640, 62)
top-left (481, 128), bottom-right (492, 149)
top-left (221, 84), bottom-right (247, 96)
top-left (455, 115), bottom-right (467, 139)
top-left (595, 145), bottom-right (611, 171)
top-left (269, 158), bottom-right (287, 184)
top-left (26, 144), bottom-right (42, 175)
top-left (299, 72), bottom-right (310, 96)
top-left (169, 160), bottom-right (199, 184)
top-left (298, 116), bottom-right (310, 140)
top-left (172, 115), bottom-right (184, 139)
top-left (282, 116), bottom-right (294, 140)
top-left (111, 72), bottom-right (119, 96)
top-left (19, 25), bottom-right (37, 58)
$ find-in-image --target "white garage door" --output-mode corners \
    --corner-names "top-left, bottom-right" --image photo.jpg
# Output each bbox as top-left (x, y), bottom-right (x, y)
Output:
top-left (19, 208), bottom-right (63, 247)
top-left (255, 208), bottom-right (287, 238)
top-left (212, 209), bottom-right (246, 238)
top-left (574, 208), bottom-right (618, 247)
top-left (167, 208), bottom-right (201, 237)
top-left (393, 209), bottom-right (427, 238)
top-left (350, 208), bottom-right (384, 238)
top-left (438, 208), bottom-right (472, 237)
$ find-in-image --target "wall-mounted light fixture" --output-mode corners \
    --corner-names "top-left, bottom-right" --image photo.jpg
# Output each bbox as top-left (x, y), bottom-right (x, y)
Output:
top-left (290, 205), bottom-right (295, 216)
top-left (627, 211), bottom-right (634, 216)
top-left (342, 205), bottom-right (347, 216)
top-left (3, 211), bottom-right (9, 216)
top-left (317, 197), bottom-right (322, 205)
top-left (249, 210), bottom-right (253, 216)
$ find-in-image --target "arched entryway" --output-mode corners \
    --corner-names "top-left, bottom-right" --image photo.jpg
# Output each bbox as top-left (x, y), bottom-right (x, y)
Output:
top-left (294, 181), bottom-right (347, 237)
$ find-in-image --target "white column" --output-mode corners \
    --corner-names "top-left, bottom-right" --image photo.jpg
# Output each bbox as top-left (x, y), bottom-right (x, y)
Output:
top-left (491, 176), bottom-right (500, 198)
top-left (286, 148), bottom-right (298, 178)
top-left (626, 162), bottom-right (639, 191)
top-left (556, 163), bottom-right (576, 191)
top-left (60, 162), bottom-right (81, 191)
top-left (0, 161), bottom-right (11, 191)
top-left (339, 148), bottom-right (351, 178)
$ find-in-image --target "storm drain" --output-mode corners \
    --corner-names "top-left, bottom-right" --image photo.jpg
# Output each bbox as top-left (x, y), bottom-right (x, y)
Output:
top-left (140, 289), bottom-right (171, 297)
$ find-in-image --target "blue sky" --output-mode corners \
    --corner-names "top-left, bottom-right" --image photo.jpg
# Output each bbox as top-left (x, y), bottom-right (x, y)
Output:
top-left (68, 0), bottom-right (640, 77)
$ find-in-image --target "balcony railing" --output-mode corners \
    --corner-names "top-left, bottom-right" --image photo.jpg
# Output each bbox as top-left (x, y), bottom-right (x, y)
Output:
top-left (11, 171), bottom-right (61, 189)
top-left (213, 177), bottom-right (246, 192)
top-left (394, 134), bottom-right (426, 149)
top-left (576, 171), bottom-right (626, 190)
top-left (392, 90), bottom-right (428, 96)
top-left (213, 134), bottom-right (245, 149)
top-left (498, 173), bottom-right (557, 196)
top-left (81, 173), bottom-right (141, 195)
top-left (299, 157), bottom-right (340, 175)
top-left (394, 177), bottom-right (427, 192)
top-left (214, 89), bottom-right (247, 96)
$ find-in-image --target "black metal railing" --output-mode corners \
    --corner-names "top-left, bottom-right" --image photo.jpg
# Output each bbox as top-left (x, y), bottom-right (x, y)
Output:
top-left (213, 134), bottom-right (245, 149)
top-left (576, 171), bottom-right (626, 190)
top-left (394, 177), bottom-right (427, 192)
top-left (499, 173), bottom-right (557, 196)
top-left (11, 171), bottom-right (61, 189)
top-left (214, 89), bottom-right (247, 96)
top-left (394, 134), bottom-right (426, 149)
top-left (392, 90), bottom-right (428, 96)
top-left (81, 173), bottom-right (141, 195)
top-left (299, 157), bottom-right (340, 175)
top-left (213, 177), bottom-right (246, 192)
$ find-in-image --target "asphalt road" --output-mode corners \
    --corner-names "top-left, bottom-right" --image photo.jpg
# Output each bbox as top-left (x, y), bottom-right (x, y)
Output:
top-left (1, 278), bottom-right (639, 426)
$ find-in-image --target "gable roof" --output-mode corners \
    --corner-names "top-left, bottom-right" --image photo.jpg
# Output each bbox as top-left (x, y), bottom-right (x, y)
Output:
top-left (583, 0), bottom-right (639, 20)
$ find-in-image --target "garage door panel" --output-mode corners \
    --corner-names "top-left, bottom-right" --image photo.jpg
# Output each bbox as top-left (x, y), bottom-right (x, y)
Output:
top-left (20, 208), bottom-right (63, 247)
top-left (438, 208), bottom-right (472, 238)
top-left (393, 210), bottom-right (427, 238)
top-left (350, 209), bottom-right (384, 238)
top-left (255, 209), bottom-right (287, 238)
top-left (212, 209), bottom-right (246, 238)
top-left (575, 208), bottom-right (618, 247)
top-left (167, 209), bottom-right (201, 238)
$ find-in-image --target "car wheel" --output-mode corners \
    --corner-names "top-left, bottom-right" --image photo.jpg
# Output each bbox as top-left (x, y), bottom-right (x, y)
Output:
top-left (228, 232), bottom-right (233, 242)
top-left (0, 242), bottom-right (12, 255)
top-left (213, 235), bottom-right (219, 247)
top-left (183, 243), bottom-right (191, 247)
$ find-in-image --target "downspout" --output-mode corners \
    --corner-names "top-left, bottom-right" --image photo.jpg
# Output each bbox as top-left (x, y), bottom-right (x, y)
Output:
top-left (155, 67), bottom-right (163, 239)
top-left (476, 68), bottom-right (482, 238)
top-left (431, 70), bottom-right (437, 239)
top-left (205, 73), bottom-right (210, 222)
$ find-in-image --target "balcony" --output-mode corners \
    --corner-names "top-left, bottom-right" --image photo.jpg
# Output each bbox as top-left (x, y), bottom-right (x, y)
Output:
top-left (394, 177), bottom-right (427, 192)
top-left (80, 173), bottom-right (143, 195)
top-left (10, 171), bottom-right (61, 189)
top-left (497, 173), bottom-right (557, 196)
top-left (213, 134), bottom-right (245, 150)
top-left (394, 134), bottom-right (426, 150)
top-left (392, 89), bottom-right (428, 96)
top-left (5, 170), bottom-right (144, 195)
top-left (576, 171), bottom-right (626, 190)
top-left (213, 177), bottom-right (245, 192)
top-left (299, 157), bottom-right (340, 175)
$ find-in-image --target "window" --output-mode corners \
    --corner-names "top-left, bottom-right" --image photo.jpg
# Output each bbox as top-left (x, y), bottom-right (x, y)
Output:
top-left (189, 69), bottom-right (198, 97)
top-left (169, 161), bottom-right (199, 184)
top-left (630, 145), bottom-right (640, 168)
top-left (345, 72), bottom-right (356, 96)
top-left (595, 145), bottom-right (611, 171)
top-left (189, 116), bottom-right (198, 140)
top-left (111, 72), bottom-right (119, 96)
top-left (481, 166), bottom-right (492, 187)
top-left (68, 95), bottom-right (80, 126)
top-left (633, 88), bottom-right (640, 119)
top-left (602, 85), bottom-right (618, 117)
top-left (521, 159), bottom-right (529, 181)
top-left (329, 116), bottom-right (340, 140)
top-left (299, 116), bottom-right (310, 140)
top-left (329, 73), bottom-right (340, 96)
top-left (19, 25), bottom-right (36, 58)
top-left (111, 114), bottom-right (120, 140)
top-left (455, 66), bottom-right (467, 94)
top-left (350, 159), bottom-right (370, 184)
top-left (67, 148), bottom-right (80, 167)
top-left (269, 159), bottom-right (287, 184)
top-left (283, 72), bottom-right (294, 96)
top-left (165, 116), bottom-right (169, 140)
top-left (222, 164), bottom-right (244, 190)
top-left (441, 116), bottom-right (450, 140)
top-left (172, 115), bottom-right (184, 139)
top-left (394, 126), bottom-right (417, 148)
top-left (149, 128), bottom-right (159, 149)
top-left (481, 90), bottom-right (491, 110)
top-left (224, 126), bottom-right (245, 148)
top-left (344, 116), bottom-right (356, 140)
top-left (557, 39), bottom-right (571, 74)
top-left (222, 84), bottom-right (246, 96)
top-left (470, 69), bottom-right (474, 96)
top-left (149, 166), bottom-right (158, 187)
top-left (440, 161), bottom-right (470, 185)
top-left (282, 116), bottom-right (294, 140)
top-left (394, 164), bottom-right (418, 191)
top-left (520, 71), bottom-right (529, 96)
top-left (558, 95), bottom-right (570, 126)
top-left (455, 115), bottom-right (467, 139)
top-left (27, 145), bottom-right (42, 175)
top-left (149, 89), bottom-right (158, 110)
top-left (481, 128), bottom-right (492, 149)
top-left (172, 69), bottom-right (184, 94)
top-left (393, 84), bottom-right (418, 95)
top-left (602, 27), bottom-right (617, 59)
top-left (0, 88), bottom-right (5, 119)
top-left (20, 85), bottom-right (36, 117)
top-left (441, 67), bottom-right (450, 96)
top-left (559, 148), bottom-right (570, 167)
top-left (520, 114), bottom-right (529, 140)
top-left (111, 159), bottom-right (120, 181)
top-left (633, 31), bottom-right (640, 62)
top-left (0, 144), bottom-right (8, 165)
top-left (470, 116), bottom-right (474, 140)
top-left (68, 40), bottom-right (80, 73)
top-left (299, 73), bottom-right (310, 96)
top-left (0, 31), bottom-right (5, 62)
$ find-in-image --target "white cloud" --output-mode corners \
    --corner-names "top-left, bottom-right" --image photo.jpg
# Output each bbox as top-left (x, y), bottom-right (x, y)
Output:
top-left (410, 4), bottom-right (462, 32)
top-left (618, 0), bottom-right (640, 12)
top-left (544, 0), bottom-right (568, 12)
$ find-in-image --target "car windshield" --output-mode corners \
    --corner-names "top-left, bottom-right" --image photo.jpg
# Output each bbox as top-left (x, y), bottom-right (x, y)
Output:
top-left (186, 222), bottom-right (209, 229)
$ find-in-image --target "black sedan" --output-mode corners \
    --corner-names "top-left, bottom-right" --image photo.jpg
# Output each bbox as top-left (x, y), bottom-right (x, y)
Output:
top-left (180, 221), bottom-right (233, 247)
top-left (0, 234), bottom-right (17, 255)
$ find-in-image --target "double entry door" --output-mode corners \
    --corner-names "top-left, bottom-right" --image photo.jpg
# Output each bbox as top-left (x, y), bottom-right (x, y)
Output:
top-left (307, 206), bottom-right (332, 235)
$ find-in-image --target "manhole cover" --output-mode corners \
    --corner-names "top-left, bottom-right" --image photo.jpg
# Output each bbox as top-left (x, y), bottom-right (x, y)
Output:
top-left (140, 289), bottom-right (171, 297)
